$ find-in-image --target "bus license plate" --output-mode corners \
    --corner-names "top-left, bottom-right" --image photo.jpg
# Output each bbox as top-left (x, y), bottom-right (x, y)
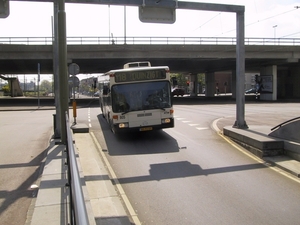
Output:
top-left (140, 127), bottom-right (153, 131)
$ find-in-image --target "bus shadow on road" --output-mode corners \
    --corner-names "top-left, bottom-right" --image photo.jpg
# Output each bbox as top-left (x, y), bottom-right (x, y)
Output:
top-left (97, 114), bottom-right (179, 155)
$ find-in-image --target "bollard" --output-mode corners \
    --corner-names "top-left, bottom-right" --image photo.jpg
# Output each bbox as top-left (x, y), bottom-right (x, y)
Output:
top-left (72, 101), bottom-right (77, 124)
top-left (53, 114), bottom-right (56, 134)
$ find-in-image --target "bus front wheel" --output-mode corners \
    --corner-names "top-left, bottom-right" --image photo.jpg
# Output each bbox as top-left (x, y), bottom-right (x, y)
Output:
top-left (108, 116), bottom-right (115, 134)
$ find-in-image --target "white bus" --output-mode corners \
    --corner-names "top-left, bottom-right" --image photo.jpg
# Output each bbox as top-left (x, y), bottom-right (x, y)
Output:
top-left (98, 62), bottom-right (174, 133)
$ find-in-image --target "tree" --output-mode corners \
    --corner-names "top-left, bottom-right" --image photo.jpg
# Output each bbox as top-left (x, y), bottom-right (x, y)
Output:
top-left (170, 73), bottom-right (186, 87)
top-left (2, 84), bottom-right (10, 93)
top-left (40, 80), bottom-right (52, 93)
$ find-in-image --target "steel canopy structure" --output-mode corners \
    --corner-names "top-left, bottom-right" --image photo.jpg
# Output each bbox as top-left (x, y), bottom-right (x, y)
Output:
top-left (6, 0), bottom-right (247, 140)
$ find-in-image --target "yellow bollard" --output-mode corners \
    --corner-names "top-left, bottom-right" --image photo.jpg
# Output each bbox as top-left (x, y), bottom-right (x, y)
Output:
top-left (73, 100), bottom-right (77, 124)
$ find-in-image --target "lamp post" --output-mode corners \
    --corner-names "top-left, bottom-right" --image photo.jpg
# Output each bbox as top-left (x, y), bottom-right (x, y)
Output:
top-left (124, 6), bottom-right (126, 44)
top-left (108, 5), bottom-right (110, 44)
top-left (273, 25), bottom-right (277, 44)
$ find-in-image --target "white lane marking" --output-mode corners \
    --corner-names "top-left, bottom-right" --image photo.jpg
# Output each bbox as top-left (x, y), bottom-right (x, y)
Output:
top-left (176, 117), bottom-right (209, 130)
top-left (196, 127), bottom-right (209, 130)
top-left (176, 116), bottom-right (209, 131)
top-left (90, 132), bottom-right (142, 225)
top-left (88, 107), bottom-right (92, 127)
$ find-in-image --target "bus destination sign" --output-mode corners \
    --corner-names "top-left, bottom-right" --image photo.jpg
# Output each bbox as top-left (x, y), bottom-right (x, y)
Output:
top-left (115, 70), bottom-right (166, 83)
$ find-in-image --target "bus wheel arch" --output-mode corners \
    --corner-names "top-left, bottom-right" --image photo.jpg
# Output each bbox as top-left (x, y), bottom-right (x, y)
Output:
top-left (108, 113), bottom-right (115, 133)
top-left (100, 103), bottom-right (105, 118)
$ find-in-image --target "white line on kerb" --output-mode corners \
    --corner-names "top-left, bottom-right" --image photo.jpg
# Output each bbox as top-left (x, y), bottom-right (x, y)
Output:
top-left (211, 118), bottom-right (300, 184)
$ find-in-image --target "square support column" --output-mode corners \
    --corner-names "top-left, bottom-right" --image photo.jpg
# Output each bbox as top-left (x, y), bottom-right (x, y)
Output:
top-left (205, 72), bottom-right (215, 97)
top-left (260, 65), bottom-right (277, 101)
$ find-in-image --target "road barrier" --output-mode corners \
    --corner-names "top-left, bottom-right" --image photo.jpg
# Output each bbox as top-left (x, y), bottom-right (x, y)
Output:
top-left (65, 112), bottom-right (89, 225)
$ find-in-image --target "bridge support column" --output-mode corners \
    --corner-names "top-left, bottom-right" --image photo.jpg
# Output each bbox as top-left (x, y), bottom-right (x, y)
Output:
top-left (190, 74), bottom-right (197, 96)
top-left (260, 65), bottom-right (277, 101)
top-left (205, 72), bottom-right (215, 97)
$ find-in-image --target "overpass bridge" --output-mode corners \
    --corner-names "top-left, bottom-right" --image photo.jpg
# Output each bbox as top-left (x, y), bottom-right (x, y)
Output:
top-left (0, 36), bottom-right (299, 74)
top-left (1, 36), bottom-right (300, 99)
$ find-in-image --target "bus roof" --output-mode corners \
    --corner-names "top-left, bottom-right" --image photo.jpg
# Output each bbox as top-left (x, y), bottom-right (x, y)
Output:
top-left (105, 65), bottom-right (169, 75)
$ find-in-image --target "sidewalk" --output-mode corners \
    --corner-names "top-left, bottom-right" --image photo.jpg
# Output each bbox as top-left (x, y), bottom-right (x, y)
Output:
top-left (215, 115), bottom-right (300, 178)
top-left (29, 133), bottom-right (132, 225)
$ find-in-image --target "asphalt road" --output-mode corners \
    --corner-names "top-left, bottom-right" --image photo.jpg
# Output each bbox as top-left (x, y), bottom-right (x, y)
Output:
top-left (0, 109), bottom-right (54, 225)
top-left (85, 102), bottom-right (300, 225)
top-left (1, 101), bottom-right (300, 225)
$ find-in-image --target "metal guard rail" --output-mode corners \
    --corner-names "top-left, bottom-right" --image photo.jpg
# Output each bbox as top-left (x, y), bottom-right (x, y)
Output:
top-left (271, 116), bottom-right (300, 131)
top-left (65, 112), bottom-right (89, 225)
top-left (0, 36), bottom-right (299, 46)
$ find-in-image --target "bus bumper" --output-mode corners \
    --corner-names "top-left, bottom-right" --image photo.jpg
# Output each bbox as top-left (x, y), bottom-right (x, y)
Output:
top-left (113, 118), bottom-right (174, 133)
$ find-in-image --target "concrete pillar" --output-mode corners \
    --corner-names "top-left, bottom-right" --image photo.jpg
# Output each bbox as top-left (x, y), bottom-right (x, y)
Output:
top-left (260, 65), bottom-right (277, 101)
top-left (190, 74), bottom-right (197, 96)
top-left (205, 72), bottom-right (215, 97)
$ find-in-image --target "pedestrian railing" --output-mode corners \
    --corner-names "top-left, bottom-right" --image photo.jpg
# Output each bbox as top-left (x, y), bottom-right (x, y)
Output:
top-left (271, 116), bottom-right (300, 131)
top-left (0, 36), bottom-right (299, 46)
top-left (65, 112), bottom-right (89, 225)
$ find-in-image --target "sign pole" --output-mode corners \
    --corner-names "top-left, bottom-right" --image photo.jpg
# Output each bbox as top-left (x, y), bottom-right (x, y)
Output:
top-left (68, 63), bottom-right (80, 125)
top-left (37, 63), bottom-right (40, 108)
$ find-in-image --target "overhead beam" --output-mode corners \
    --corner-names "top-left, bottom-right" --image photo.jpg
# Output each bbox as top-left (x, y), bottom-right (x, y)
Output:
top-left (11, 0), bottom-right (244, 13)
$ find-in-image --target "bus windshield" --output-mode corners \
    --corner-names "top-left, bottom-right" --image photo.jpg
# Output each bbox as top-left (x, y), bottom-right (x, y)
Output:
top-left (111, 81), bottom-right (171, 113)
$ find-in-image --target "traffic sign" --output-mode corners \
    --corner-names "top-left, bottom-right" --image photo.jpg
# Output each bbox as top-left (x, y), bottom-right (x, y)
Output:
top-left (0, 0), bottom-right (9, 18)
top-left (68, 76), bottom-right (80, 87)
top-left (139, 6), bottom-right (176, 24)
top-left (68, 63), bottom-right (80, 75)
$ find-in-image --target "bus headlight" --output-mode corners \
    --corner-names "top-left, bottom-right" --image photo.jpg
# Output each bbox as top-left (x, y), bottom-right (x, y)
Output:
top-left (162, 118), bottom-right (171, 124)
top-left (119, 123), bottom-right (129, 128)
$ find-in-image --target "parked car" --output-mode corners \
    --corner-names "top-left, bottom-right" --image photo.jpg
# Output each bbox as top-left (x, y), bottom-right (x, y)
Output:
top-left (172, 88), bottom-right (185, 97)
top-left (245, 88), bottom-right (258, 94)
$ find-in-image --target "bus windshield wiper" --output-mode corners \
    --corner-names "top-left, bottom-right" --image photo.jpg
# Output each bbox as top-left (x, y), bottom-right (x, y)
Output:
top-left (122, 110), bottom-right (132, 115)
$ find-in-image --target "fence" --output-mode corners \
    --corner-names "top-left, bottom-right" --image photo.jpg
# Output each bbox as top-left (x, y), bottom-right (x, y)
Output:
top-left (0, 36), bottom-right (299, 46)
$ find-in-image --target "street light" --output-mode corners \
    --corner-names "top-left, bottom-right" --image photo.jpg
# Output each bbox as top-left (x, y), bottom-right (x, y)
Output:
top-left (273, 25), bottom-right (277, 44)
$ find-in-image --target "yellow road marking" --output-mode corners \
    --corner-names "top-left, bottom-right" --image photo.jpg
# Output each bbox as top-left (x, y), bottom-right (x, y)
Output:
top-left (212, 118), bottom-right (300, 184)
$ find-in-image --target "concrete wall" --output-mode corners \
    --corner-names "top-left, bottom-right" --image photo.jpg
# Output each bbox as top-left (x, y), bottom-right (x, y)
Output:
top-left (274, 65), bottom-right (300, 99)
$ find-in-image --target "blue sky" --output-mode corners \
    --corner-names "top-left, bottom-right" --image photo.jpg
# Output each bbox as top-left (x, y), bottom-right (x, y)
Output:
top-left (0, 0), bottom-right (299, 38)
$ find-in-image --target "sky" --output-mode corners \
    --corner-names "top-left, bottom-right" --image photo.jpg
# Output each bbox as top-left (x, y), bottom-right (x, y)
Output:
top-left (1, 0), bottom-right (299, 38)
top-left (0, 0), bottom-right (299, 82)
